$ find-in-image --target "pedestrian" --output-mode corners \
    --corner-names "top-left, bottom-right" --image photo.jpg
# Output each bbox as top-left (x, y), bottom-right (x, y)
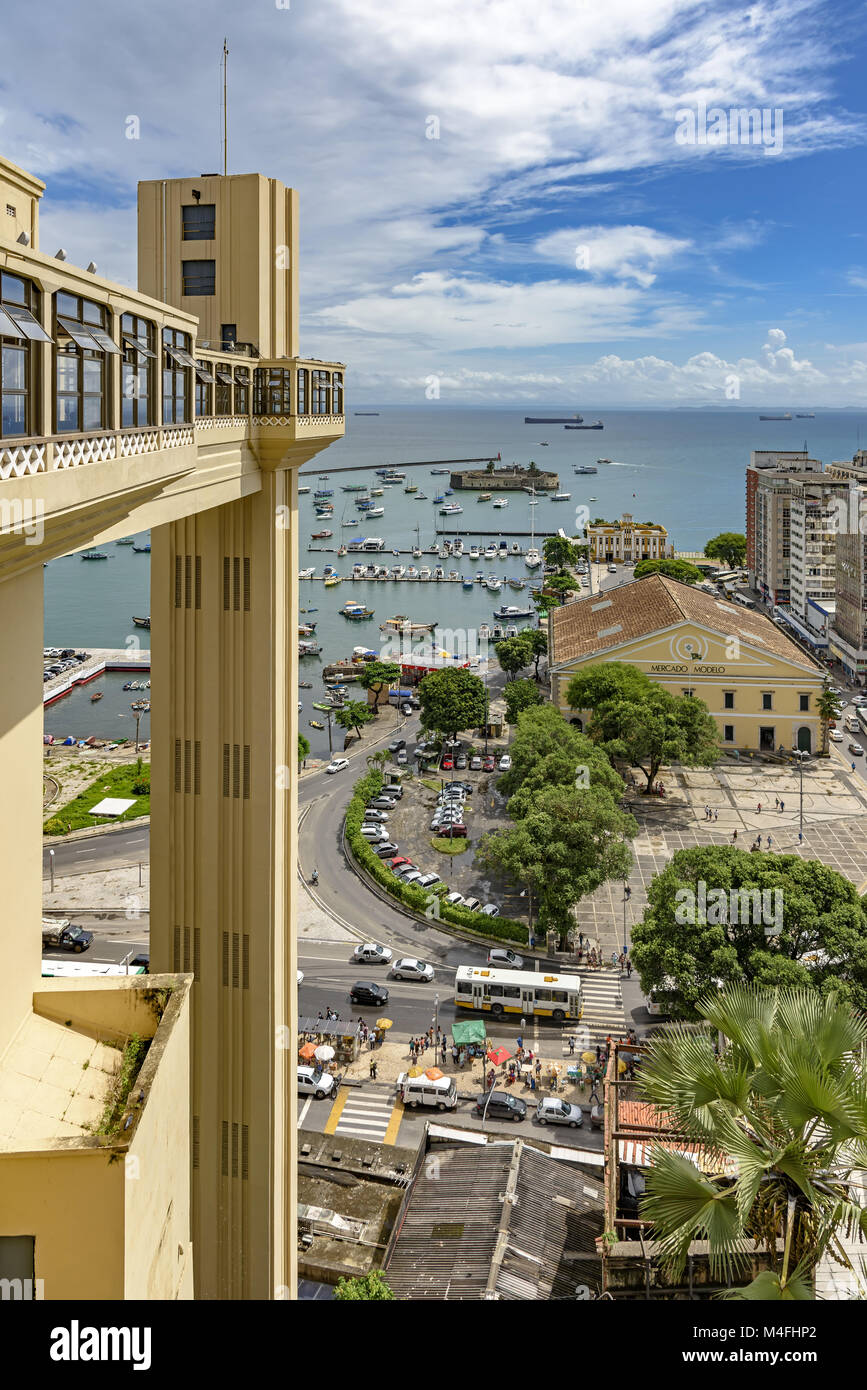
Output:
top-left (780, 800), bottom-right (784, 813)
top-left (774, 796), bottom-right (780, 810)
top-left (516, 1034), bottom-right (523, 1052)
top-left (530, 1073), bottom-right (536, 1093)
top-left (767, 834), bottom-right (772, 850)
top-left (853, 762), bottom-right (857, 773)
top-left (520, 1016), bottom-right (526, 1033)
top-left (369, 1058), bottom-right (377, 1080)
top-left (441, 1038), bottom-right (447, 1064)
top-left (626, 958), bottom-right (633, 979)
top-left (732, 829), bottom-right (738, 842)
top-left (529, 934), bottom-right (536, 951)
top-left (568, 1036), bottom-right (575, 1055)
top-left (589, 1081), bottom-right (601, 1106)
top-left (595, 1044), bottom-right (601, 1063)
top-left (578, 931), bottom-right (584, 947)
top-left (317, 1010), bottom-right (324, 1021)
top-left (798, 831), bottom-right (803, 844)
top-left (714, 809), bottom-right (718, 822)
top-left (624, 885), bottom-right (632, 899)
top-left (535, 1059), bottom-right (542, 1079)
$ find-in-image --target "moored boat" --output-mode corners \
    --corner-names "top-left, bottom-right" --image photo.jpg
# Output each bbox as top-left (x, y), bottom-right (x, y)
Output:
top-left (132, 615), bottom-right (151, 628)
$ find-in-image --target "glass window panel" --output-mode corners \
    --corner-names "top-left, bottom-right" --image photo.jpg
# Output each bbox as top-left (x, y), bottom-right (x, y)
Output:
top-left (87, 326), bottom-right (121, 354)
top-left (181, 260), bottom-right (215, 296)
top-left (122, 396), bottom-right (134, 428)
top-left (0, 273), bottom-right (28, 305)
top-left (81, 299), bottom-right (104, 326)
top-left (57, 396), bottom-right (79, 432)
top-left (2, 345), bottom-right (26, 390)
top-left (82, 396), bottom-right (103, 430)
top-left (83, 358), bottom-right (103, 393)
top-left (56, 354), bottom-right (79, 392)
top-left (56, 291), bottom-right (79, 319)
top-left (6, 306), bottom-right (51, 342)
top-left (1, 394), bottom-right (26, 435)
top-left (0, 306), bottom-right (25, 338)
top-left (182, 204), bottom-right (216, 240)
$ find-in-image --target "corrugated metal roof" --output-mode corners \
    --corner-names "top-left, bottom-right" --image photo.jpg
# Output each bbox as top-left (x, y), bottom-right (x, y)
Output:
top-left (386, 1141), bottom-right (603, 1300)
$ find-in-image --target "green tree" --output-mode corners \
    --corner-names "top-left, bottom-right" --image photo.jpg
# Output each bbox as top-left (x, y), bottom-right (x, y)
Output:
top-left (418, 666), bottom-right (487, 739)
top-left (589, 684), bottom-right (718, 792)
top-left (333, 1270), bottom-right (396, 1301)
top-left (297, 732), bottom-right (310, 768)
top-left (366, 748), bottom-right (390, 775)
top-left (494, 634), bottom-right (532, 678)
top-left (631, 845), bottom-right (867, 1018)
top-left (817, 683), bottom-right (844, 754)
top-left (522, 627), bottom-right (548, 680)
top-left (335, 700), bottom-right (373, 738)
top-left (356, 660), bottom-right (401, 709)
top-left (566, 661), bottom-right (652, 714)
top-left (542, 536), bottom-right (578, 572)
top-left (501, 703), bottom-right (624, 800)
top-left (638, 984), bottom-right (867, 1299)
top-left (633, 557), bottom-right (704, 584)
top-left (503, 677), bottom-right (544, 724)
top-left (704, 532), bottom-right (747, 569)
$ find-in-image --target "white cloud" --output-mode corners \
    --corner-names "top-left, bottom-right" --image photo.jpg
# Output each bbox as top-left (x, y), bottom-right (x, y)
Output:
top-left (533, 225), bottom-right (691, 287)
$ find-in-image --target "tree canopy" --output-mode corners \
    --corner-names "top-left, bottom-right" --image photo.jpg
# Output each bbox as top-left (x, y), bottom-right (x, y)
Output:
top-left (356, 660), bottom-right (401, 704)
top-left (503, 677), bottom-right (544, 723)
top-left (566, 661), bottom-right (652, 712)
top-left (297, 733), bottom-right (310, 767)
top-left (335, 700), bottom-right (374, 738)
top-left (631, 845), bottom-right (867, 1017)
top-left (633, 557), bottom-right (704, 584)
top-left (704, 532), bottom-right (747, 569)
top-left (333, 1271), bottom-right (396, 1301)
top-left (494, 635), bottom-right (532, 678)
top-left (418, 666), bottom-right (487, 738)
top-left (542, 536), bottom-right (578, 571)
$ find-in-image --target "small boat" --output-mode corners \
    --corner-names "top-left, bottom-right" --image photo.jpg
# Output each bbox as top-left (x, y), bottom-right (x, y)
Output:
top-left (380, 615), bottom-right (437, 634)
top-left (90, 691), bottom-right (103, 702)
top-left (299, 624), bottom-right (317, 638)
top-left (414, 493), bottom-right (428, 500)
top-left (341, 602), bottom-right (375, 620)
top-left (553, 492), bottom-right (572, 501)
top-left (404, 484), bottom-right (418, 494)
top-left (299, 567), bottom-right (316, 579)
top-left (299, 680), bottom-right (313, 688)
top-left (524, 548), bottom-right (542, 569)
top-left (342, 483), bottom-right (369, 492)
top-left (132, 615), bottom-right (151, 628)
top-left (426, 542), bottom-right (439, 553)
top-left (116, 538), bottom-right (135, 545)
top-left (589, 496), bottom-right (597, 501)
top-left (314, 488), bottom-right (334, 498)
top-left (298, 486), bottom-right (311, 494)
top-left (430, 468), bottom-right (450, 474)
top-left (528, 498), bottom-right (539, 505)
top-left (391, 565), bottom-right (406, 580)
top-left (412, 547), bottom-right (423, 559)
top-left (375, 565), bottom-right (390, 579)
top-left (539, 441), bottom-right (549, 446)
top-left (493, 604), bottom-right (535, 620)
top-left (445, 489), bottom-right (454, 496)
top-left (337, 545), bottom-right (347, 557)
top-left (498, 543), bottom-right (509, 560)
top-left (448, 570), bottom-right (461, 582)
top-left (477, 493), bottom-right (492, 502)
top-left (131, 699), bottom-right (151, 712)
top-left (505, 625), bottom-right (519, 638)
top-left (574, 465), bottom-right (598, 474)
top-left (309, 720), bottom-right (324, 730)
top-left (418, 566), bottom-right (432, 581)
top-left (491, 625), bottom-right (504, 641)
top-left (433, 566), bottom-right (445, 581)
top-left (462, 577), bottom-right (474, 589)
top-left (452, 539), bottom-right (464, 556)
top-left (440, 503), bottom-right (462, 515)
top-left (406, 566), bottom-right (419, 580)
top-left (324, 576), bottom-right (342, 588)
top-left (597, 458), bottom-right (611, 464)
top-left (492, 497), bottom-right (508, 508)
top-left (483, 545), bottom-right (497, 560)
top-left (510, 542), bottom-right (521, 554)
top-left (370, 488), bottom-right (384, 496)
top-left (366, 507), bottom-right (385, 517)
top-left (433, 495), bottom-right (445, 505)
top-left (311, 529), bottom-right (332, 539)
top-left (469, 546), bottom-right (480, 560)
top-left (508, 578), bottom-right (526, 590)
top-left (81, 551), bottom-right (110, 560)
top-left (342, 519), bottom-right (359, 527)
top-left (299, 640), bottom-right (322, 656)
top-left (479, 623), bottom-right (491, 640)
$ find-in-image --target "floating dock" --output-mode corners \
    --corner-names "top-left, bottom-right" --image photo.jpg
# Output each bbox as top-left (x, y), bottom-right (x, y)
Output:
top-left (43, 647), bottom-right (151, 707)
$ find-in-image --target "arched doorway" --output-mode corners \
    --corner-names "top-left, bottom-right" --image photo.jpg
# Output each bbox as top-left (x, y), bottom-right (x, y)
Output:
top-left (569, 717), bottom-right (583, 732)
top-left (797, 726), bottom-right (812, 753)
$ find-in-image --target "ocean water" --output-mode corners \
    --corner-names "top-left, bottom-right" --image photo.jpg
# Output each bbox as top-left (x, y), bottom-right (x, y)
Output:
top-left (43, 407), bottom-right (867, 755)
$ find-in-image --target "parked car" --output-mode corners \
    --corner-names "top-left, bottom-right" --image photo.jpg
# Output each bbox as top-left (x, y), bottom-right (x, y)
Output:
top-left (388, 738), bottom-right (406, 753)
top-left (400, 703), bottom-right (413, 717)
top-left (41, 921), bottom-right (94, 953)
top-left (416, 873), bottom-right (441, 889)
top-left (851, 695), bottom-right (867, 708)
top-left (607, 564), bottom-right (617, 573)
top-left (368, 796), bottom-right (397, 810)
top-left (360, 825), bottom-right (388, 841)
top-left (396, 750), bottom-right (408, 764)
top-left (438, 823), bottom-right (467, 838)
top-left (455, 753), bottom-right (467, 769)
top-left (483, 755), bottom-right (496, 772)
top-left (353, 942), bottom-right (393, 964)
top-left (535, 1097), bottom-right (583, 1128)
top-left (374, 842), bottom-right (399, 857)
top-left (363, 809), bottom-right (389, 823)
top-left (401, 870), bottom-right (425, 885)
top-left (350, 981), bottom-right (389, 1006)
top-left (474, 1092), bottom-right (527, 1122)
top-left (849, 742), bottom-right (864, 756)
top-left (297, 1066), bottom-right (335, 1100)
top-left (388, 856), bottom-right (413, 869)
top-left (480, 903), bottom-right (500, 916)
top-left (444, 891), bottom-right (466, 907)
top-left (462, 897), bottom-right (482, 912)
top-left (498, 754), bottom-right (512, 771)
top-left (440, 756), bottom-right (454, 771)
top-left (390, 957), bottom-right (434, 982)
top-left (382, 783), bottom-right (404, 800)
top-left (444, 780), bottom-right (473, 794)
top-left (470, 755), bottom-right (482, 771)
top-left (393, 864), bottom-right (418, 879)
top-left (829, 729), bottom-right (844, 742)
top-left (325, 757), bottom-right (349, 774)
top-left (488, 947), bottom-right (522, 968)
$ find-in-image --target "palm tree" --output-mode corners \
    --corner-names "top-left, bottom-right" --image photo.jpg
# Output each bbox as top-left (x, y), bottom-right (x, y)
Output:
top-left (637, 984), bottom-right (867, 1299)
top-left (366, 749), bottom-right (389, 775)
top-left (817, 684), bottom-right (843, 755)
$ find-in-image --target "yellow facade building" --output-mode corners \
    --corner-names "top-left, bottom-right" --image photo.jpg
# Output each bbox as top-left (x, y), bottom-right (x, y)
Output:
top-left (586, 512), bottom-right (670, 564)
top-left (549, 574), bottom-right (827, 755)
top-left (0, 153), bottom-right (345, 1299)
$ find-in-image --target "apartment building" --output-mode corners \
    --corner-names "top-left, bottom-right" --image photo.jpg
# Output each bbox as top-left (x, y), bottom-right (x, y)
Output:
top-left (746, 450), bottom-right (823, 606)
top-left (0, 154), bottom-right (345, 1299)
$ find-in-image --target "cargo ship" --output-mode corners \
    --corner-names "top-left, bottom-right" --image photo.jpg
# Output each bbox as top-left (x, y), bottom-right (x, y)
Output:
top-left (525, 414), bottom-right (583, 423)
top-left (759, 412), bottom-right (792, 421)
top-left (565, 420), bottom-right (603, 429)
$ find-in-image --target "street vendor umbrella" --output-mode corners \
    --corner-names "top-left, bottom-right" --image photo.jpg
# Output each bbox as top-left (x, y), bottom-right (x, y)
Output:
top-left (299, 1042), bottom-right (317, 1060)
top-left (314, 1044), bottom-right (335, 1063)
top-left (486, 1046), bottom-right (512, 1067)
top-left (425, 1067), bottom-right (444, 1081)
top-left (581, 1051), bottom-right (596, 1064)
top-left (376, 1018), bottom-right (393, 1030)
top-left (408, 1067), bottom-right (423, 1078)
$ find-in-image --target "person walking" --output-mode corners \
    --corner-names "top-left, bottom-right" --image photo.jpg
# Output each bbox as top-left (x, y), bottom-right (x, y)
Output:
top-left (568, 1035), bottom-right (576, 1056)
top-left (780, 800), bottom-right (784, 813)
top-left (774, 796), bottom-right (780, 810)
top-left (626, 957), bottom-right (633, 979)
top-left (624, 884), bottom-right (632, 900)
top-left (767, 834), bottom-right (773, 850)
top-left (369, 1059), bottom-right (378, 1080)
top-left (757, 801), bottom-right (762, 814)
top-left (732, 828), bottom-right (738, 842)
top-left (714, 808), bottom-right (718, 822)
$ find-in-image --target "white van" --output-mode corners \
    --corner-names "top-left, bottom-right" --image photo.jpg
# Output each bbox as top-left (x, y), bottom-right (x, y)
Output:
top-left (846, 716), bottom-right (860, 735)
top-left (397, 1071), bottom-right (458, 1111)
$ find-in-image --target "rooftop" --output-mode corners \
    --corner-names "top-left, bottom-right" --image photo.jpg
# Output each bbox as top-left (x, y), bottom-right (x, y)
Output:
top-left (549, 573), bottom-right (825, 672)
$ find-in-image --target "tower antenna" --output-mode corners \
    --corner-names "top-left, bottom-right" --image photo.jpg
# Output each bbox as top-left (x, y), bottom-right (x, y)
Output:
top-left (222, 38), bottom-right (229, 176)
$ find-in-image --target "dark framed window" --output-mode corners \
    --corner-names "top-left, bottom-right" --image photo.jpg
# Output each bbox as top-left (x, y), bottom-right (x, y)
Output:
top-left (762, 692), bottom-right (773, 711)
top-left (311, 369), bottom-right (330, 415)
top-left (182, 204), bottom-right (215, 241)
top-left (253, 367), bottom-right (291, 416)
top-left (120, 313), bottom-right (155, 428)
top-left (799, 693), bottom-right (809, 711)
top-left (332, 371), bottom-right (343, 414)
top-left (195, 360), bottom-right (214, 417)
top-left (182, 260), bottom-right (215, 296)
top-left (297, 367), bottom-right (308, 415)
top-left (1, 271), bottom-right (46, 438)
top-left (234, 367), bottom-right (250, 415)
top-left (724, 725), bottom-right (735, 742)
top-left (54, 292), bottom-right (119, 434)
top-left (163, 328), bottom-right (192, 424)
top-left (215, 364), bottom-right (233, 415)
top-left (221, 323), bottom-right (237, 350)
top-left (723, 691), bottom-right (734, 709)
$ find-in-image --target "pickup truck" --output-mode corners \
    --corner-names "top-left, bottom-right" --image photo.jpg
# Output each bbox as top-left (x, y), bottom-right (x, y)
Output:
top-left (41, 919), bottom-right (94, 953)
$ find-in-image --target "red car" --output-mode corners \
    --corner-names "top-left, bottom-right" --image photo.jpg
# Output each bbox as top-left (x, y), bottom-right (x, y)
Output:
top-left (388, 856), bottom-right (412, 869)
top-left (440, 756), bottom-right (454, 771)
top-left (483, 755), bottom-right (496, 772)
top-left (437, 823), bottom-right (467, 838)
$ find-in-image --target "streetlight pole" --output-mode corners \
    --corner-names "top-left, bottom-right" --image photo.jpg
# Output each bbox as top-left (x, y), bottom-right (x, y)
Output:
top-left (326, 710), bottom-right (334, 756)
top-left (48, 848), bottom-right (55, 894)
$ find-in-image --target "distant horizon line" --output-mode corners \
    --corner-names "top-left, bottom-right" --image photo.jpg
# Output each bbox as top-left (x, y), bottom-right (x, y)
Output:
top-left (346, 403), bottom-right (867, 412)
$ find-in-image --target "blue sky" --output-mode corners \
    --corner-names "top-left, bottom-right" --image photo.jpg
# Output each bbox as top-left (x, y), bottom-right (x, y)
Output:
top-left (2, 0), bottom-right (867, 404)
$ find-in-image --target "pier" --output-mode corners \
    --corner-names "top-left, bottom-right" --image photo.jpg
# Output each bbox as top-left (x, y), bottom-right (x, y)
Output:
top-left (301, 456), bottom-right (499, 476)
top-left (43, 647), bottom-right (151, 707)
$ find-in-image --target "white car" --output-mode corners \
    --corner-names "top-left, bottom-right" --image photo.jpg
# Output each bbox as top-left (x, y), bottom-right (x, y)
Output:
top-left (297, 1066), bottom-right (335, 1099)
top-left (396, 749), bottom-right (408, 764)
top-left (325, 758), bottom-right (349, 775)
top-left (607, 564), bottom-right (617, 573)
top-left (444, 891), bottom-right (466, 907)
top-left (363, 809), bottom-right (389, 823)
top-left (851, 696), bottom-right (867, 708)
top-left (390, 957), bottom-right (434, 982)
top-left (829, 729), bottom-right (844, 742)
top-left (488, 947), bottom-right (523, 969)
top-left (353, 942), bottom-right (393, 964)
top-left (297, 970), bottom-right (304, 985)
top-left (498, 754), bottom-right (512, 771)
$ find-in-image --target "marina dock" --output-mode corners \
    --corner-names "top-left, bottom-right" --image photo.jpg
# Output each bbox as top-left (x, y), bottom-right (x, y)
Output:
top-left (43, 647), bottom-right (151, 707)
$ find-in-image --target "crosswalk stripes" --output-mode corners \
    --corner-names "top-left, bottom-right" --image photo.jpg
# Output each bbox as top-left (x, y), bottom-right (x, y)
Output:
top-left (330, 1089), bottom-right (397, 1142)
top-left (567, 969), bottom-right (627, 1050)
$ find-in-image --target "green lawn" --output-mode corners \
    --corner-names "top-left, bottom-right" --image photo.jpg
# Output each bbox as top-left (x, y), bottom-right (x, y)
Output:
top-left (431, 837), bottom-right (470, 855)
top-left (44, 762), bottom-right (150, 835)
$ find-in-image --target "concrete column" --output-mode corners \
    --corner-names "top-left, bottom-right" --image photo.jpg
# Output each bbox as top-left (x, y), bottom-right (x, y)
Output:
top-left (0, 564), bottom-right (44, 1056)
top-left (150, 469), bottom-right (299, 1300)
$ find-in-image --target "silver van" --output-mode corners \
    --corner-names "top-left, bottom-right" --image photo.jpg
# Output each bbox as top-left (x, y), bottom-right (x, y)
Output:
top-left (397, 1071), bottom-right (457, 1111)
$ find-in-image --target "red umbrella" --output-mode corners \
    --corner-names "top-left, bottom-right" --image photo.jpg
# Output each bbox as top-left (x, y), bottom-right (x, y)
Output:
top-left (486, 1046), bottom-right (512, 1067)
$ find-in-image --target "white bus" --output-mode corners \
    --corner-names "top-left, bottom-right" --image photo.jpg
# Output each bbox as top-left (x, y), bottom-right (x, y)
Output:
top-left (454, 964), bottom-right (582, 1022)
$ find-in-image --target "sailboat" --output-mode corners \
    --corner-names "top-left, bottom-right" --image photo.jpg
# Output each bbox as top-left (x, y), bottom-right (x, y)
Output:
top-left (525, 485), bottom-right (542, 569)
